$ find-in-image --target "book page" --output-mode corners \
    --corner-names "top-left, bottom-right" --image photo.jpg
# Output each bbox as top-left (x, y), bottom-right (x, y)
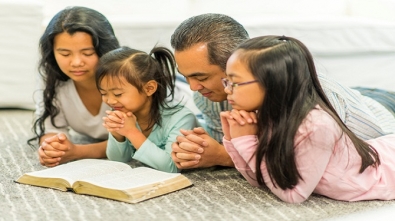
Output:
top-left (79, 167), bottom-right (181, 190)
top-left (24, 159), bottom-right (131, 185)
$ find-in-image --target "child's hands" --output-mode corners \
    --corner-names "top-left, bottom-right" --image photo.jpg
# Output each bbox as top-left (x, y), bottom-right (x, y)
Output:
top-left (228, 109), bottom-right (258, 138)
top-left (102, 110), bottom-right (125, 133)
top-left (117, 111), bottom-right (139, 137)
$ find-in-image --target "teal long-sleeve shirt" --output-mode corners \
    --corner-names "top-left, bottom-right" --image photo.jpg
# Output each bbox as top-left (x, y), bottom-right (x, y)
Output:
top-left (106, 105), bottom-right (200, 173)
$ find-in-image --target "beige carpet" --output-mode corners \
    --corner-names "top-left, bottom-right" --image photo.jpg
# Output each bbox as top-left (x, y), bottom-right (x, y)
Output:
top-left (1, 109), bottom-right (395, 221)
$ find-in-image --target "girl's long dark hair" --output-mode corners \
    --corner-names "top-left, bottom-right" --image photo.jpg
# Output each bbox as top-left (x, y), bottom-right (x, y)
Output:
top-left (27, 6), bottom-right (120, 147)
top-left (96, 46), bottom-right (179, 132)
top-left (236, 35), bottom-right (380, 189)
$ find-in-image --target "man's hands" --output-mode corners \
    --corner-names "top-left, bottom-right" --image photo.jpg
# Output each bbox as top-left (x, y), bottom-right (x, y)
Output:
top-left (171, 110), bottom-right (257, 170)
top-left (171, 127), bottom-right (234, 169)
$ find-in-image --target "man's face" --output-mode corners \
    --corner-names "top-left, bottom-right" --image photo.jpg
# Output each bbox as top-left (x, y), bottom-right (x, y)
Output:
top-left (174, 43), bottom-right (227, 102)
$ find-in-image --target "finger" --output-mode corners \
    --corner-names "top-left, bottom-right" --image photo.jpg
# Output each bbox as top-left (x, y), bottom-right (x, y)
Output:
top-left (41, 140), bottom-right (69, 152)
top-left (179, 160), bottom-right (200, 169)
top-left (184, 133), bottom-right (208, 147)
top-left (175, 148), bottom-right (201, 160)
top-left (43, 134), bottom-right (61, 144)
top-left (230, 110), bottom-right (245, 125)
top-left (57, 133), bottom-right (67, 142)
top-left (38, 147), bottom-right (60, 166)
top-left (103, 120), bottom-right (123, 129)
top-left (113, 110), bottom-right (127, 120)
top-left (41, 146), bottom-right (65, 158)
top-left (180, 129), bottom-right (194, 136)
top-left (172, 140), bottom-right (203, 154)
top-left (192, 127), bottom-right (208, 135)
top-left (238, 110), bottom-right (254, 123)
top-left (106, 111), bottom-right (124, 123)
top-left (171, 151), bottom-right (199, 169)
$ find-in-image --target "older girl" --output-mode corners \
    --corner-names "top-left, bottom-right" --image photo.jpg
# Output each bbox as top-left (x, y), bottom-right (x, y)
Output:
top-left (28, 6), bottom-right (120, 167)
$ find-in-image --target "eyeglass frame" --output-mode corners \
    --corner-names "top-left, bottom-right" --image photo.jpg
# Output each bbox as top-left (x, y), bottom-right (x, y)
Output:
top-left (221, 78), bottom-right (258, 92)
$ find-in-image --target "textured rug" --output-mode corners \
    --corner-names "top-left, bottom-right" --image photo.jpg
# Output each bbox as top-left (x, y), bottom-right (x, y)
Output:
top-left (1, 109), bottom-right (395, 221)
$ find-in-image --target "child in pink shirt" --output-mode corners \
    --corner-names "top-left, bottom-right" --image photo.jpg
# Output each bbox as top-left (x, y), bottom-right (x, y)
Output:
top-left (220, 35), bottom-right (395, 203)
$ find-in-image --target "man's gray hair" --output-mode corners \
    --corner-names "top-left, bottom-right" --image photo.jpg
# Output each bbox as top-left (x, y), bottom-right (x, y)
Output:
top-left (171, 13), bottom-right (249, 70)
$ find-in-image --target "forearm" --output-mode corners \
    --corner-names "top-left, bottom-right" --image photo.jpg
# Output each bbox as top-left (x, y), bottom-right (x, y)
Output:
top-left (72, 140), bottom-right (108, 160)
top-left (134, 140), bottom-right (178, 173)
top-left (106, 134), bottom-right (133, 162)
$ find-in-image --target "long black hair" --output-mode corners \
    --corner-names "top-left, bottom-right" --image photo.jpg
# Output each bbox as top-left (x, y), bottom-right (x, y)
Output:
top-left (235, 35), bottom-right (380, 189)
top-left (96, 46), bottom-right (179, 132)
top-left (28, 6), bottom-right (120, 147)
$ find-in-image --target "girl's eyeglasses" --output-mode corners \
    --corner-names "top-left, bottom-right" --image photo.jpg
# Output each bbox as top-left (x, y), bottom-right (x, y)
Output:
top-left (221, 78), bottom-right (258, 92)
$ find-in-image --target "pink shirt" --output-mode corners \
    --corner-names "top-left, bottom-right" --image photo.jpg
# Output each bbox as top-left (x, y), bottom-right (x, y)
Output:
top-left (223, 106), bottom-right (395, 203)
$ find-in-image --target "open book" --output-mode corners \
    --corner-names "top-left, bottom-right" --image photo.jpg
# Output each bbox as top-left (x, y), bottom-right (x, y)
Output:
top-left (15, 159), bottom-right (192, 204)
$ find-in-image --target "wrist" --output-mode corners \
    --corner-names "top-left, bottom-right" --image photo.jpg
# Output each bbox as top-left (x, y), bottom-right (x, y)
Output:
top-left (218, 144), bottom-right (234, 167)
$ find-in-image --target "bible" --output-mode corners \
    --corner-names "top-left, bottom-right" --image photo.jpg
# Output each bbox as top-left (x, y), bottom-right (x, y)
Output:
top-left (15, 159), bottom-right (192, 203)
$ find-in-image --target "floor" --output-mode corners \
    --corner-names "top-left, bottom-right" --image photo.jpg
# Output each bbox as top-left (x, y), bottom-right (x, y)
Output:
top-left (325, 204), bottom-right (395, 221)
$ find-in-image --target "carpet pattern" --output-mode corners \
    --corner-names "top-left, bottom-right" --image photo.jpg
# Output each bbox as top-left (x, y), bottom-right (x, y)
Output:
top-left (1, 109), bottom-right (395, 221)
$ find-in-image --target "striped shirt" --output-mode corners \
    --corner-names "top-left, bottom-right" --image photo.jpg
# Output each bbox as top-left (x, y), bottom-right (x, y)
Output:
top-left (194, 73), bottom-right (395, 142)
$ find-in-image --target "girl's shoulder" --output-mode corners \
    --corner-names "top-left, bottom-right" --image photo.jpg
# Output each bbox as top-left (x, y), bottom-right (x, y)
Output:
top-left (301, 106), bottom-right (339, 133)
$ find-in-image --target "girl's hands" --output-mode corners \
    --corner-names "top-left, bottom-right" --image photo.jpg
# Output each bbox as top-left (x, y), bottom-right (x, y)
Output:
top-left (102, 110), bottom-right (139, 140)
top-left (223, 109), bottom-right (258, 139)
top-left (102, 110), bottom-right (126, 132)
top-left (39, 133), bottom-right (75, 167)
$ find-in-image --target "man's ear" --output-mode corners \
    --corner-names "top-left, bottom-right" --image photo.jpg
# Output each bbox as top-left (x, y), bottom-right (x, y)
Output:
top-left (144, 80), bottom-right (157, 96)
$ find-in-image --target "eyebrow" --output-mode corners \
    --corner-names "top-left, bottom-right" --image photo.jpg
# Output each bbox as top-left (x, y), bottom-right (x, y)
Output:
top-left (226, 73), bottom-right (237, 78)
top-left (99, 86), bottom-right (124, 92)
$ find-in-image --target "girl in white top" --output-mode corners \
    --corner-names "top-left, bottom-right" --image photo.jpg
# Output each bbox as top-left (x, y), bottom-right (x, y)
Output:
top-left (28, 6), bottom-right (120, 167)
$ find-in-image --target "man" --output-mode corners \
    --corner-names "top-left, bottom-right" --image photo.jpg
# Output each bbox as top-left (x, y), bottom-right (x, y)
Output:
top-left (170, 13), bottom-right (395, 169)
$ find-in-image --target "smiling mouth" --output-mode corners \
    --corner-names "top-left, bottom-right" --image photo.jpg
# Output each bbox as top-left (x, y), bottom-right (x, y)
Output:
top-left (200, 91), bottom-right (212, 97)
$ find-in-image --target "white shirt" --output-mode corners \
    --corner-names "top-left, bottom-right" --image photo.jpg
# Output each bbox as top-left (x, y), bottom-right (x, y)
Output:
top-left (37, 80), bottom-right (110, 140)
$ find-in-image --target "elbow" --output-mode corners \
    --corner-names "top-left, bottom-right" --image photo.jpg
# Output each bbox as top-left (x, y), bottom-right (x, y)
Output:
top-left (277, 193), bottom-right (308, 204)
top-left (283, 197), bottom-right (307, 204)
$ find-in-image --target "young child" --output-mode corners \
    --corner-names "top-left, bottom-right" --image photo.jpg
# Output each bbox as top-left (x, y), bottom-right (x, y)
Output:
top-left (220, 35), bottom-right (395, 203)
top-left (96, 46), bottom-right (199, 173)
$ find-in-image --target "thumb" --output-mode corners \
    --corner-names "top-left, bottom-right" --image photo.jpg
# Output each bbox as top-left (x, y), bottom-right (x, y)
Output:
top-left (57, 133), bottom-right (67, 142)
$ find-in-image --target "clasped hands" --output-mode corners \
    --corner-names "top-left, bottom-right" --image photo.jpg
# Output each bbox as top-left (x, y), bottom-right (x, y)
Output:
top-left (102, 110), bottom-right (138, 141)
top-left (38, 133), bottom-right (73, 167)
top-left (220, 109), bottom-right (258, 141)
top-left (171, 109), bottom-right (257, 169)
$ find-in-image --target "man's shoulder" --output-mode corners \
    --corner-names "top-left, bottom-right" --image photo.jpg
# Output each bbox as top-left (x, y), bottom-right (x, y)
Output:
top-left (193, 92), bottom-right (231, 112)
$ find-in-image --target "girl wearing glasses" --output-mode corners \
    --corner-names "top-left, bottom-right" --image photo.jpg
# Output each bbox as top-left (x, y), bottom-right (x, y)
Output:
top-left (220, 35), bottom-right (395, 203)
